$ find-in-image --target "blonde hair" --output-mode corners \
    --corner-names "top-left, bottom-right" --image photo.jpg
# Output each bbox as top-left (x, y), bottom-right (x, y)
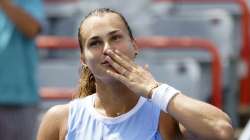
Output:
top-left (75, 64), bottom-right (96, 98)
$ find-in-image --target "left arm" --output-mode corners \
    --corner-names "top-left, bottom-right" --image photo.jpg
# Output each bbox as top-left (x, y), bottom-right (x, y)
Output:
top-left (0, 0), bottom-right (42, 38)
top-left (168, 93), bottom-right (233, 140)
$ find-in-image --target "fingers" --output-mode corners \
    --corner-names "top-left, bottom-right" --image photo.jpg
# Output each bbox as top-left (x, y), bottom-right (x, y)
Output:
top-left (105, 56), bottom-right (129, 76)
top-left (106, 49), bottom-right (136, 71)
top-left (113, 49), bottom-right (132, 63)
top-left (114, 50), bottom-right (138, 68)
top-left (106, 69), bottom-right (127, 83)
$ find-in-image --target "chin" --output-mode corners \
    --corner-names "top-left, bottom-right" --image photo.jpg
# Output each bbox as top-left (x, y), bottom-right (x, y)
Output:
top-left (95, 71), bottom-right (117, 83)
top-left (92, 65), bottom-right (118, 81)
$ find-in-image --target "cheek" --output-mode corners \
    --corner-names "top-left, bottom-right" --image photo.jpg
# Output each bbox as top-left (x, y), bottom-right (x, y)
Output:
top-left (84, 50), bottom-right (98, 66)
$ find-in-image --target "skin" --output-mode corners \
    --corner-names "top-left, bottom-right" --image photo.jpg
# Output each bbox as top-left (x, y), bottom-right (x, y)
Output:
top-left (0, 0), bottom-right (41, 38)
top-left (37, 13), bottom-right (234, 140)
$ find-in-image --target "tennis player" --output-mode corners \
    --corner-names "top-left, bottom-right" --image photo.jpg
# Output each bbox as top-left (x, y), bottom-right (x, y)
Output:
top-left (37, 8), bottom-right (233, 140)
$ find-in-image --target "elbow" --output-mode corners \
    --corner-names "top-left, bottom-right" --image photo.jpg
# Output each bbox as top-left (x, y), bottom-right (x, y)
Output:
top-left (214, 120), bottom-right (234, 140)
top-left (27, 25), bottom-right (41, 38)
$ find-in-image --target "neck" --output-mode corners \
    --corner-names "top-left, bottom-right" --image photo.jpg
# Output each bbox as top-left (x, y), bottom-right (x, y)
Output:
top-left (94, 78), bottom-right (139, 117)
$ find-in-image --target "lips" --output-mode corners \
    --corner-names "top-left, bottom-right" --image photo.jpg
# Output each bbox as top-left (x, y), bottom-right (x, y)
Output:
top-left (101, 61), bottom-right (106, 64)
top-left (101, 55), bottom-right (111, 65)
top-left (101, 60), bottom-right (111, 66)
top-left (101, 59), bottom-right (118, 73)
top-left (101, 60), bottom-right (108, 64)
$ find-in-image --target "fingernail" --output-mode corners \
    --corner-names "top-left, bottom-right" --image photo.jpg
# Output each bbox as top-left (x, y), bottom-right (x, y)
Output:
top-left (106, 49), bottom-right (111, 54)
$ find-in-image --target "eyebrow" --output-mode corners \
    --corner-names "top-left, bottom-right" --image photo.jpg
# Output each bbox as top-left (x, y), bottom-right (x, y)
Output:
top-left (108, 30), bottom-right (120, 36)
top-left (89, 36), bottom-right (100, 42)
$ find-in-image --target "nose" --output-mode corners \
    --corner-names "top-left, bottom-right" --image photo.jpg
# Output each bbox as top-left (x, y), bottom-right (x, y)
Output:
top-left (103, 42), bottom-right (111, 54)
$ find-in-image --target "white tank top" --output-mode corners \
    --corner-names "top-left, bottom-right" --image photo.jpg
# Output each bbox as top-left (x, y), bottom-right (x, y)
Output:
top-left (65, 94), bottom-right (163, 140)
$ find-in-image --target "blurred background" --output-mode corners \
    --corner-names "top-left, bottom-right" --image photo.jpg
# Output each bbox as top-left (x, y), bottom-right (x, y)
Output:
top-left (2, 0), bottom-right (250, 139)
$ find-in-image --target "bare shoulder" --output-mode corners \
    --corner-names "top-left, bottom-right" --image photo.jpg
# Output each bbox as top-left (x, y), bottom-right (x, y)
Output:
top-left (37, 104), bottom-right (69, 140)
top-left (159, 111), bottom-right (182, 140)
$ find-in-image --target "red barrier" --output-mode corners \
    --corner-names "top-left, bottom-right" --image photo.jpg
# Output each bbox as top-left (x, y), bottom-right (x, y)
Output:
top-left (36, 36), bottom-right (78, 49)
top-left (40, 87), bottom-right (74, 100)
top-left (136, 37), bottom-right (222, 108)
top-left (153, 0), bottom-right (250, 105)
top-left (37, 36), bottom-right (222, 108)
top-left (37, 36), bottom-right (78, 100)
top-left (44, 0), bottom-right (79, 3)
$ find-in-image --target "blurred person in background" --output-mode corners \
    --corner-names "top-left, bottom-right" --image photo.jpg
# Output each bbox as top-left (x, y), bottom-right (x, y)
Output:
top-left (0, 0), bottom-right (44, 140)
top-left (37, 8), bottom-right (234, 140)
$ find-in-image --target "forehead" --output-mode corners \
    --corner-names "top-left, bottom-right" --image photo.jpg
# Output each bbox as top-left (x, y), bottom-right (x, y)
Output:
top-left (80, 13), bottom-right (128, 39)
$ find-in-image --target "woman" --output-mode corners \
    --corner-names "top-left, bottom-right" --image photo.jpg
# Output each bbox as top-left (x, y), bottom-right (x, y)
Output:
top-left (37, 8), bottom-right (233, 140)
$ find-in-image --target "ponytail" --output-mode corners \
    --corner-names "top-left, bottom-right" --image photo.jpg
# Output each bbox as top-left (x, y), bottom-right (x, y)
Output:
top-left (74, 64), bottom-right (96, 98)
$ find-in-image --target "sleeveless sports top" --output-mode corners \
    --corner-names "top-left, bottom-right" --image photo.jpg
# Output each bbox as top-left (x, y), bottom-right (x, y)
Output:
top-left (65, 94), bottom-right (163, 140)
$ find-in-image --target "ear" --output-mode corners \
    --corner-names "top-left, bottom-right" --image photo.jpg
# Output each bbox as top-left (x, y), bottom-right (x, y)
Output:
top-left (80, 53), bottom-right (85, 64)
top-left (131, 40), bottom-right (139, 55)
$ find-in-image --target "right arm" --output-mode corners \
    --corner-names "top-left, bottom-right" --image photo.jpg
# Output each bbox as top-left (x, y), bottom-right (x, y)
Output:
top-left (0, 0), bottom-right (42, 38)
top-left (104, 49), bottom-right (233, 140)
top-left (37, 104), bottom-right (69, 140)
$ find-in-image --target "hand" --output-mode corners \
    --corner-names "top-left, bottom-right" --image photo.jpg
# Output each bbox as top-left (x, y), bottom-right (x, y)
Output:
top-left (104, 49), bottom-right (158, 98)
